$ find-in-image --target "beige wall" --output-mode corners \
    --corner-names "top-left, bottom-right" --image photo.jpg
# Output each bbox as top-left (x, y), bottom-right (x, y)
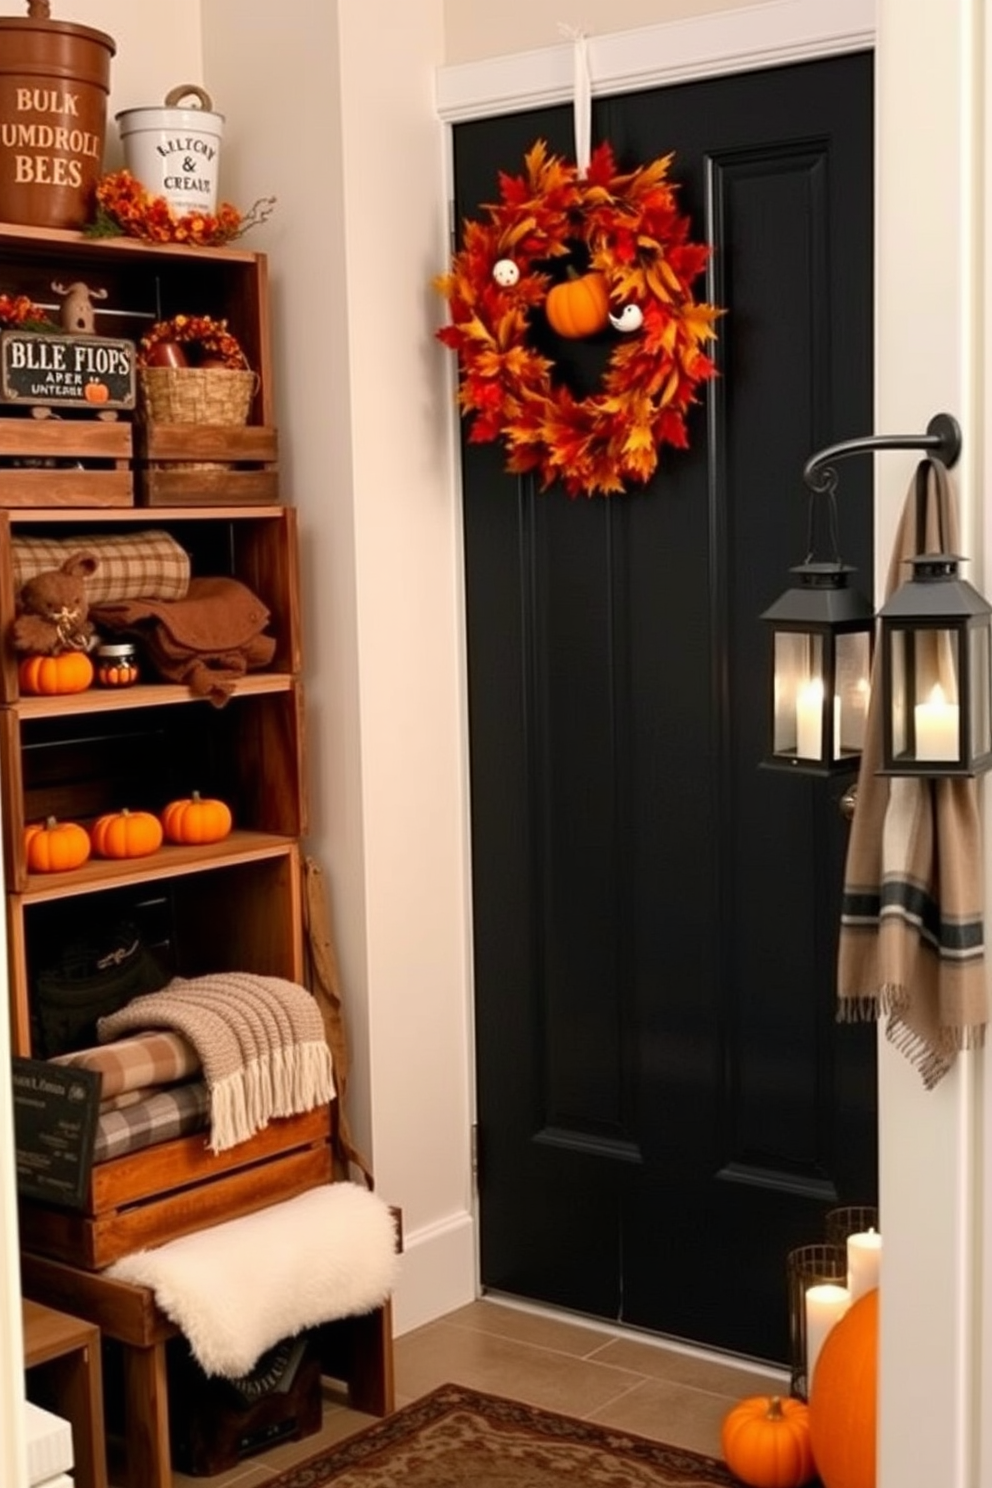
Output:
top-left (443, 0), bottom-right (757, 63)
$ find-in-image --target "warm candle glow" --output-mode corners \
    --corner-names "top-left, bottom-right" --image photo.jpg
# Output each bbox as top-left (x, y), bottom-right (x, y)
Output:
top-left (805, 1283), bottom-right (851, 1390)
top-left (796, 678), bottom-right (841, 760)
top-left (847, 1228), bottom-right (882, 1300)
top-left (914, 681), bottom-right (959, 761)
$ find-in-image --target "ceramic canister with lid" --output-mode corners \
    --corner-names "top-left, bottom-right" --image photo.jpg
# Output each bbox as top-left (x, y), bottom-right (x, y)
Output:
top-left (115, 84), bottom-right (224, 215)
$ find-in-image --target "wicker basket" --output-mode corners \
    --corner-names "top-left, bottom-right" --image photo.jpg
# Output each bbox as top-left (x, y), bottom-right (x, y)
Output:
top-left (139, 366), bottom-right (257, 426)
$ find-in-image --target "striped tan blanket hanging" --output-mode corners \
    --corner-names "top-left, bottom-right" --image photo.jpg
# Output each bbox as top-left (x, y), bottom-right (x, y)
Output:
top-left (837, 457), bottom-right (987, 1088)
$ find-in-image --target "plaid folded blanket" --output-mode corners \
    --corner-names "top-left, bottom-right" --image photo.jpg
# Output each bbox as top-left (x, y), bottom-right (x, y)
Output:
top-left (51, 1030), bottom-right (200, 1099)
top-left (94, 1081), bottom-right (210, 1164)
top-left (100, 1086), bottom-right (158, 1113)
top-left (13, 529), bottom-right (190, 606)
top-left (98, 973), bottom-right (335, 1153)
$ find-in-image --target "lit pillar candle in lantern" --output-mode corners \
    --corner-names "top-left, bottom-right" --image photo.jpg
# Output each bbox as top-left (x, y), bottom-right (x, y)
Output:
top-left (847, 1228), bottom-right (882, 1300)
top-left (796, 679), bottom-right (841, 760)
top-left (914, 682), bottom-right (959, 760)
top-left (805, 1283), bottom-right (851, 1390)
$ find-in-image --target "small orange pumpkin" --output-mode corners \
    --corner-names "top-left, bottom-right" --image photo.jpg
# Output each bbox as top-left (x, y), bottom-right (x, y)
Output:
top-left (161, 790), bottom-right (233, 845)
top-left (18, 651), bottom-right (94, 696)
top-left (24, 816), bottom-right (91, 873)
top-left (721, 1395), bottom-right (816, 1488)
top-left (90, 807), bottom-right (163, 859)
top-left (545, 270), bottom-right (610, 338)
top-left (84, 380), bottom-right (110, 404)
top-left (808, 1288), bottom-right (877, 1488)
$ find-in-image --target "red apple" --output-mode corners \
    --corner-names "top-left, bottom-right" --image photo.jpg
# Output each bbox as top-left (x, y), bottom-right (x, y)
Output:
top-left (144, 340), bottom-right (188, 368)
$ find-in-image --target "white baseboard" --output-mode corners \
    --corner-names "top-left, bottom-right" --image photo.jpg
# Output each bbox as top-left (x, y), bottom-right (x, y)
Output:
top-left (392, 1208), bottom-right (477, 1336)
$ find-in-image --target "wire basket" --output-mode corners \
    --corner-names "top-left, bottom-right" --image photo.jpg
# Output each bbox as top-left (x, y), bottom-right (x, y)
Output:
top-left (786, 1242), bottom-right (846, 1400)
top-left (824, 1204), bottom-right (879, 1248)
top-left (139, 366), bottom-right (257, 427)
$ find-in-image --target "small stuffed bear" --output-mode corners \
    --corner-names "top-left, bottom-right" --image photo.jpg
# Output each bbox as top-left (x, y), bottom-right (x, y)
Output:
top-left (11, 551), bottom-right (100, 655)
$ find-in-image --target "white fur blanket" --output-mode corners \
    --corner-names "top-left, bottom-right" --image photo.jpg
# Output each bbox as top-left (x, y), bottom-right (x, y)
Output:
top-left (107, 1183), bottom-right (399, 1377)
top-left (97, 972), bottom-right (335, 1152)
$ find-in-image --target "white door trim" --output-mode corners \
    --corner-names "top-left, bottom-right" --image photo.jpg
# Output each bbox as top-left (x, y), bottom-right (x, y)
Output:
top-left (435, 0), bottom-right (874, 122)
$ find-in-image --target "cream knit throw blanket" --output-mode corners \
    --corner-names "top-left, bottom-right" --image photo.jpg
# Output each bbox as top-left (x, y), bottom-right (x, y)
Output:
top-left (97, 973), bottom-right (335, 1151)
top-left (838, 458), bottom-right (987, 1087)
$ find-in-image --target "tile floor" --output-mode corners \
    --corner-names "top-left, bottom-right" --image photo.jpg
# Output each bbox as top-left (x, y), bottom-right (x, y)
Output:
top-left (164, 1295), bottom-right (787, 1487)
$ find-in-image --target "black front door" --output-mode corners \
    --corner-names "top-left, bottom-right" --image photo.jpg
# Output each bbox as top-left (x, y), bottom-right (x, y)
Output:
top-left (457, 51), bottom-right (876, 1362)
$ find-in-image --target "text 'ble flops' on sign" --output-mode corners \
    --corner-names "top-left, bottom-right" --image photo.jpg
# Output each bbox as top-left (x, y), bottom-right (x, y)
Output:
top-left (1, 330), bottom-right (136, 410)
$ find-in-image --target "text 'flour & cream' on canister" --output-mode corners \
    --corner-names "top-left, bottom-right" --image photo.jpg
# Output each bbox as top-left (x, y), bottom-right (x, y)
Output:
top-left (116, 84), bottom-right (224, 215)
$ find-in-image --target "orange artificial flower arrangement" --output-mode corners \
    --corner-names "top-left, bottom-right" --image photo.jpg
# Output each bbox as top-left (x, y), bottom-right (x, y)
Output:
top-left (0, 294), bottom-right (55, 332)
top-left (88, 169), bottom-right (274, 248)
top-left (435, 140), bottom-right (723, 498)
top-left (138, 313), bottom-right (248, 370)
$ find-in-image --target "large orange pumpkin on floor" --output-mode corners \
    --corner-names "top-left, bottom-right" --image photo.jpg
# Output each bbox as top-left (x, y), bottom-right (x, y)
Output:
top-left (808, 1287), bottom-right (878, 1488)
top-left (721, 1394), bottom-right (816, 1487)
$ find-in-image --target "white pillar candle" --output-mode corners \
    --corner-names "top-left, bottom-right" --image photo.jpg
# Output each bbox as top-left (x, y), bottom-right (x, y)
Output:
top-left (914, 682), bottom-right (959, 760)
top-left (796, 679), bottom-right (841, 760)
top-left (847, 1228), bottom-right (882, 1300)
top-left (805, 1283), bottom-right (851, 1390)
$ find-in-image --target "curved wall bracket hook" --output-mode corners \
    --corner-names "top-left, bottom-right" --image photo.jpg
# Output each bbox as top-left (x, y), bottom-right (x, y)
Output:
top-left (803, 413), bottom-right (962, 495)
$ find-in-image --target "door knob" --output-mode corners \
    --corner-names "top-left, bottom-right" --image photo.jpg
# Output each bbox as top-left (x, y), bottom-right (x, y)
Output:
top-left (839, 785), bottom-right (857, 821)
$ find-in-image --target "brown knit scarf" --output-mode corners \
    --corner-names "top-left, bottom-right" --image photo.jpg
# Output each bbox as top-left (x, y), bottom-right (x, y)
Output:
top-left (837, 457), bottom-right (987, 1087)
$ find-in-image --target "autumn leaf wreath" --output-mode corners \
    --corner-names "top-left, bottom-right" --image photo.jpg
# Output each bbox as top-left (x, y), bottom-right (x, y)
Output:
top-left (435, 140), bottom-right (723, 498)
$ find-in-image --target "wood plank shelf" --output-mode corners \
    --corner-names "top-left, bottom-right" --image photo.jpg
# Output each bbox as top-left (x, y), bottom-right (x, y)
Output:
top-left (19, 830), bottom-right (300, 901)
top-left (14, 671), bottom-right (294, 718)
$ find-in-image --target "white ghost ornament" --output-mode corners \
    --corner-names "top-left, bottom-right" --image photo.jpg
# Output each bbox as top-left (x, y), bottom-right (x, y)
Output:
top-left (492, 258), bottom-right (521, 288)
top-left (609, 303), bottom-right (644, 333)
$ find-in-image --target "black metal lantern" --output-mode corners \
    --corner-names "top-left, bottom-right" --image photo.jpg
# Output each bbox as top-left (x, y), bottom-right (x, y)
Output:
top-left (762, 563), bottom-right (874, 774)
top-left (879, 553), bottom-right (992, 776)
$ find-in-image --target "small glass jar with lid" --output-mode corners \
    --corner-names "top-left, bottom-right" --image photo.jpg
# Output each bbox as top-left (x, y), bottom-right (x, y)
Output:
top-left (95, 641), bottom-right (140, 688)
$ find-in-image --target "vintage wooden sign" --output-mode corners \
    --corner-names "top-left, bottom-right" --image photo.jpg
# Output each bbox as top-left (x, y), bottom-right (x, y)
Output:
top-left (12, 1056), bottom-right (101, 1210)
top-left (1, 329), bottom-right (136, 410)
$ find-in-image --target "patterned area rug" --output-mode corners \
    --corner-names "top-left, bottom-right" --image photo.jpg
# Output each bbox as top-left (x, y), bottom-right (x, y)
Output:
top-left (265, 1383), bottom-right (741, 1486)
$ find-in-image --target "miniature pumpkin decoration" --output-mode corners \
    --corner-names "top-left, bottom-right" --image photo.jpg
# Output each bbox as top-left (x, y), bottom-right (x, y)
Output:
top-left (24, 816), bottom-right (91, 873)
top-left (720, 1395), bottom-right (816, 1488)
top-left (84, 379), bottom-right (110, 404)
top-left (161, 790), bottom-right (233, 845)
top-left (808, 1288), bottom-right (878, 1488)
top-left (545, 270), bottom-right (610, 338)
top-left (90, 807), bottom-right (163, 859)
top-left (18, 651), bottom-right (94, 696)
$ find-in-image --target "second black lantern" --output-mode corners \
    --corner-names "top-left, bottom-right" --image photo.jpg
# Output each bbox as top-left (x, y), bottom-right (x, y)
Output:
top-left (879, 553), bottom-right (992, 776)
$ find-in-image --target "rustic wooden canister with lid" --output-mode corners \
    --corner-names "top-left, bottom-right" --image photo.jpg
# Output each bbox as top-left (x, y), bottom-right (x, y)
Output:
top-left (0, 0), bottom-right (115, 229)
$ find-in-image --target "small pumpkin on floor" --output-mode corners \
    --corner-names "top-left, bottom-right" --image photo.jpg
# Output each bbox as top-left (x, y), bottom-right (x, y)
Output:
top-left (720, 1393), bottom-right (816, 1488)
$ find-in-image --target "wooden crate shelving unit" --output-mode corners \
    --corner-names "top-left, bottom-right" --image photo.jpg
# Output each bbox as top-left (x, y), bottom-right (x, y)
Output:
top-left (0, 230), bottom-right (328, 1263)
top-left (3, 226), bottom-right (394, 1488)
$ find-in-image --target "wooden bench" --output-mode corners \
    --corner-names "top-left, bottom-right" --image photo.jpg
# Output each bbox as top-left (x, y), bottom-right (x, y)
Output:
top-left (21, 1251), bottom-right (395, 1488)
